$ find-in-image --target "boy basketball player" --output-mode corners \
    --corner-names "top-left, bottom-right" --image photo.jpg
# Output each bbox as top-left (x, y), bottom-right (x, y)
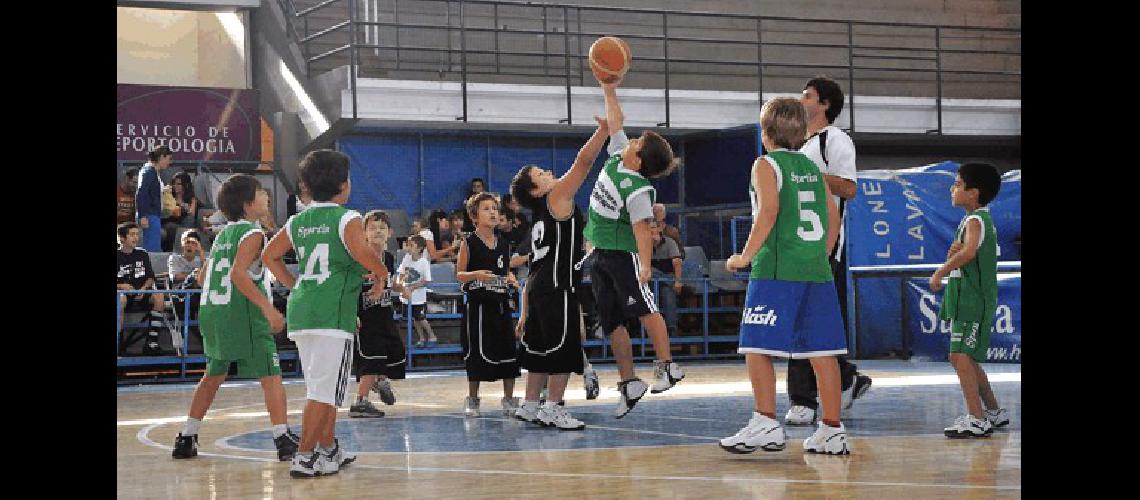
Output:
top-left (350, 210), bottom-right (406, 417)
top-left (171, 174), bottom-right (298, 461)
top-left (582, 78), bottom-right (685, 418)
top-left (510, 115), bottom-right (610, 430)
top-left (457, 193), bottom-right (521, 417)
top-left (719, 98), bottom-right (850, 456)
top-left (397, 236), bottom-right (436, 347)
top-left (263, 150), bottom-right (390, 478)
top-left (929, 163), bottom-right (1011, 438)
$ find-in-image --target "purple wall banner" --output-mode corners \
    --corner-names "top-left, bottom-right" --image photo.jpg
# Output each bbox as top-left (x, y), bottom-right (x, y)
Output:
top-left (117, 84), bottom-right (260, 162)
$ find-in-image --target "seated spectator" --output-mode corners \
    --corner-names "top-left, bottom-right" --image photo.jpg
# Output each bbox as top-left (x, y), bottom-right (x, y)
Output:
top-left (429, 209), bottom-right (451, 248)
top-left (167, 230), bottom-right (206, 287)
top-left (167, 230), bottom-right (206, 321)
top-left (413, 216), bottom-right (455, 263)
top-left (162, 171), bottom-right (200, 252)
top-left (117, 222), bottom-right (168, 355)
top-left (200, 208), bottom-right (229, 248)
top-left (650, 226), bottom-right (684, 337)
top-left (652, 203), bottom-right (685, 259)
top-left (117, 168), bottom-right (139, 225)
top-left (499, 194), bottom-right (530, 254)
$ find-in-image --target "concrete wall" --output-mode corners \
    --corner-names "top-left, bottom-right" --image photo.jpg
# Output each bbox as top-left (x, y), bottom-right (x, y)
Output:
top-left (118, 7), bottom-right (251, 88)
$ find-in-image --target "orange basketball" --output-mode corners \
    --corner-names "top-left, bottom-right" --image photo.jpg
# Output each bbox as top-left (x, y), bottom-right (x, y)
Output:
top-left (589, 36), bottom-right (632, 84)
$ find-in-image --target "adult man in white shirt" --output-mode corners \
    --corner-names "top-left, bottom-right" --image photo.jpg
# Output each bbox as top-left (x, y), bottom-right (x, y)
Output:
top-left (784, 77), bottom-right (873, 426)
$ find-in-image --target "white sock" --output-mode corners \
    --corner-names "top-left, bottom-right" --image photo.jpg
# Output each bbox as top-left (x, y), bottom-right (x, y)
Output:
top-left (183, 417), bottom-right (201, 436)
top-left (272, 424), bottom-right (288, 438)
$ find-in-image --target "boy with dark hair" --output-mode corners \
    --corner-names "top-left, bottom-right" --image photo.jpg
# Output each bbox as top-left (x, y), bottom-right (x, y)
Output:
top-left (509, 115), bottom-right (610, 430)
top-left (118, 168), bottom-right (139, 224)
top-left (785, 75), bottom-right (873, 426)
top-left (457, 192), bottom-right (521, 418)
top-left (720, 97), bottom-right (850, 456)
top-left (581, 77), bottom-right (684, 418)
top-left (930, 162), bottom-right (1010, 438)
top-left (350, 210), bottom-right (405, 417)
top-left (263, 150), bottom-right (390, 478)
top-left (117, 222), bottom-right (168, 356)
top-left (171, 174), bottom-right (299, 462)
top-left (398, 235), bottom-right (436, 346)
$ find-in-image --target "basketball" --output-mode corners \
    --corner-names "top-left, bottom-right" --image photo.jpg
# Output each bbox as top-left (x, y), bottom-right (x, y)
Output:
top-left (589, 36), bottom-right (632, 84)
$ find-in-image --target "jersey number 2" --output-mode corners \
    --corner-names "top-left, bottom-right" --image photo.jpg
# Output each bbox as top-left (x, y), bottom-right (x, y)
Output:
top-left (531, 221), bottom-right (550, 262)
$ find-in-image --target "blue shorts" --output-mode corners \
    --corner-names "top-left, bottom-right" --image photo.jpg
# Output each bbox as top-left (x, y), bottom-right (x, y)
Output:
top-left (738, 279), bottom-right (848, 358)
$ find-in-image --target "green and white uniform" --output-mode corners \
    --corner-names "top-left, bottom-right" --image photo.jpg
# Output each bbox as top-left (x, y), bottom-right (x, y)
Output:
top-left (939, 207), bottom-right (998, 361)
top-left (283, 202), bottom-right (366, 406)
top-left (748, 149), bottom-right (833, 283)
top-left (198, 220), bottom-right (280, 378)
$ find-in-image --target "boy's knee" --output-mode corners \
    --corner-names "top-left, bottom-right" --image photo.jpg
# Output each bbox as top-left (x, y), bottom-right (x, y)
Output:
top-left (201, 374), bottom-right (227, 386)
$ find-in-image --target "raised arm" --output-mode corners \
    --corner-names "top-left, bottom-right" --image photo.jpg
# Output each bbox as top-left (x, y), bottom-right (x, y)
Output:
top-left (548, 117), bottom-right (610, 213)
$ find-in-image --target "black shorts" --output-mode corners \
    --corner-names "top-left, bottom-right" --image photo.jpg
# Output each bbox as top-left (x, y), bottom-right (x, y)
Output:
top-left (588, 249), bottom-right (659, 335)
top-left (122, 292), bottom-right (158, 311)
top-left (520, 290), bottom-right (585, 375)
top-left (461, 296), bottom-right (521, 382)
top-left (353, 309), bottom-right (407, 380)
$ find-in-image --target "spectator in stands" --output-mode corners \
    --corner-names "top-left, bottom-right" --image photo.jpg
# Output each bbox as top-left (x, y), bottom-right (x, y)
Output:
top-left (413, 215), bottom-right (455, 263)
top-left (652, 203), bottom-right (684, 259)
top-left (781, 75), bottom-right (872, 427)
top-left (162, 171), bottom-right (200, 252)
top-left (118, 222), bottom-right (167, 355)
top-left (429, 209), bottom-right (451, 248)
top-left (167, 230), bottom-right (206, 286)
top-left (500, 194), bottom-right (530, 253)
top-left (167, 230), bottom-right (206, 321)
top-left (136, 146), bottom-right (174, 252)
top-left (460, 178), bottom-right (487, 231)
top-left (258, 187), bottom-right (279, 236)
top-left (286, 180), bottom-right (312, 218)
top-left (650, 224), bottom-right (684, 337)
top-left (118, 168), bottom-right (139, 225)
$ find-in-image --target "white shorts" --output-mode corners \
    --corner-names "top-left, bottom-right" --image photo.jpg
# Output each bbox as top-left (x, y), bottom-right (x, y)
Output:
top-left (294, 335), bottom-right (354, 407)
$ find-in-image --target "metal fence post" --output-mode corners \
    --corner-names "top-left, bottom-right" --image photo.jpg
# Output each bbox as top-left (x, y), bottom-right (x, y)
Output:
top-left (459, 0), bottom-right (468, 122)
top-left (663, 13), bottom-right (671, 127)
top-left (935, 27), bottom-right (943, 134)
top-left (847, 22), bottom-right (855, 133)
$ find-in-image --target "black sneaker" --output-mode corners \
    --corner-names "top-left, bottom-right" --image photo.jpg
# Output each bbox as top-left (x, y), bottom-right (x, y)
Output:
top-left (842, 374), bottom-right (873, 409)
top-left (274, 429), bottom-right (300, 461)
top-left (172, 433), bottom-right (198, 459)
top-left (350, 399), bottom-right (386, 418)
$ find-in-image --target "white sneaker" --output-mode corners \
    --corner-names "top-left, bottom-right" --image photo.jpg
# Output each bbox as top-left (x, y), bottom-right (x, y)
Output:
top-left (803, 422), bottom-right (851, 455)
top-left (719, 412), bottom-right (786, 453)
top-left (538, 402), bottom-right (586, 430)
top-left (944, 414), bottom-right (992, 438)
top-left (463, 396), bottom-right (481, 417)
top-left (316, 439), bottom-right (355, 475)
top-left (650, 360), bottom-right (685, 393)
top-left (514, 400), bottom-right (541, 423)
top-left (501, 397), bottom-right (521, 416)
top-left (784, 405), bottom-right (817, 426)
top-left (583, 368), bottom-right (600, 400)
top-left (289, 451), bottom-right (326, 478)
top-left (985, 408), bottom-right (1010, 428)
top-left (615, 378), bottom-right (649, 418)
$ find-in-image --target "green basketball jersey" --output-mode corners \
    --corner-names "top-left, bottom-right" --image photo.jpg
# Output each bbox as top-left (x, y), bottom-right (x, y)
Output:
top-left (583, 153), bottom-right (656, 253)
top-left (749, 150), bottom-right (832, 282)
top-left (939, 208), bottom-right (998, 324)
top-left (198, 220), bottom-right (271, 360)
top-left (285, 203), bottom-right (366, 338)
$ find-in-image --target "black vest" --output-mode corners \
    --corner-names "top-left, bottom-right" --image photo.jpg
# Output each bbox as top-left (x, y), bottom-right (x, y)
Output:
top-left (528, 197), bottom-right (584, 293)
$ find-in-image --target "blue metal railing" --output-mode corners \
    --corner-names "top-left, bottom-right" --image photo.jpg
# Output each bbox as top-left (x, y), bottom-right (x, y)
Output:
top-left (116, 274), bottom-right (747, 381)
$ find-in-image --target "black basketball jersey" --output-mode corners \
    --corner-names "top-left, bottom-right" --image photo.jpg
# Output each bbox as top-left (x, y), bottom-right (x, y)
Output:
top-left (528, 197), bottom-right (584, 293)
top-left (359, 251), bottom-right (397, 320)
top-left (462, 231), bottom-right (511, 298)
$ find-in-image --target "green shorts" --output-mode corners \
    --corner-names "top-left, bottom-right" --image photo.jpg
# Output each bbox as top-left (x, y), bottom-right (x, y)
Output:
top-left (948, 320), bottom-right (991, 362)
top-left (205, 335), bottom-right (282, 378)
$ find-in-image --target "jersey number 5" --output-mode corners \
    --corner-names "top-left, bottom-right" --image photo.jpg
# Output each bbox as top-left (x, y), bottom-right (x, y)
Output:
top-left (796, 191), bottom-right (825, 242)
top-left (297, 243), bottom-right (332, 284)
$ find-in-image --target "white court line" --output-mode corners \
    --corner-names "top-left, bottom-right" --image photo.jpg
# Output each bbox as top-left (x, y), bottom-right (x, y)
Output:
top-left (136, 423), bottom-right (1019, 492)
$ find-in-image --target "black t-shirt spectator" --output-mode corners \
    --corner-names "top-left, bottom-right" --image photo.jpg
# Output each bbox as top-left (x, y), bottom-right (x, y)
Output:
top-left (118, 247), bottom-right (155, 289)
